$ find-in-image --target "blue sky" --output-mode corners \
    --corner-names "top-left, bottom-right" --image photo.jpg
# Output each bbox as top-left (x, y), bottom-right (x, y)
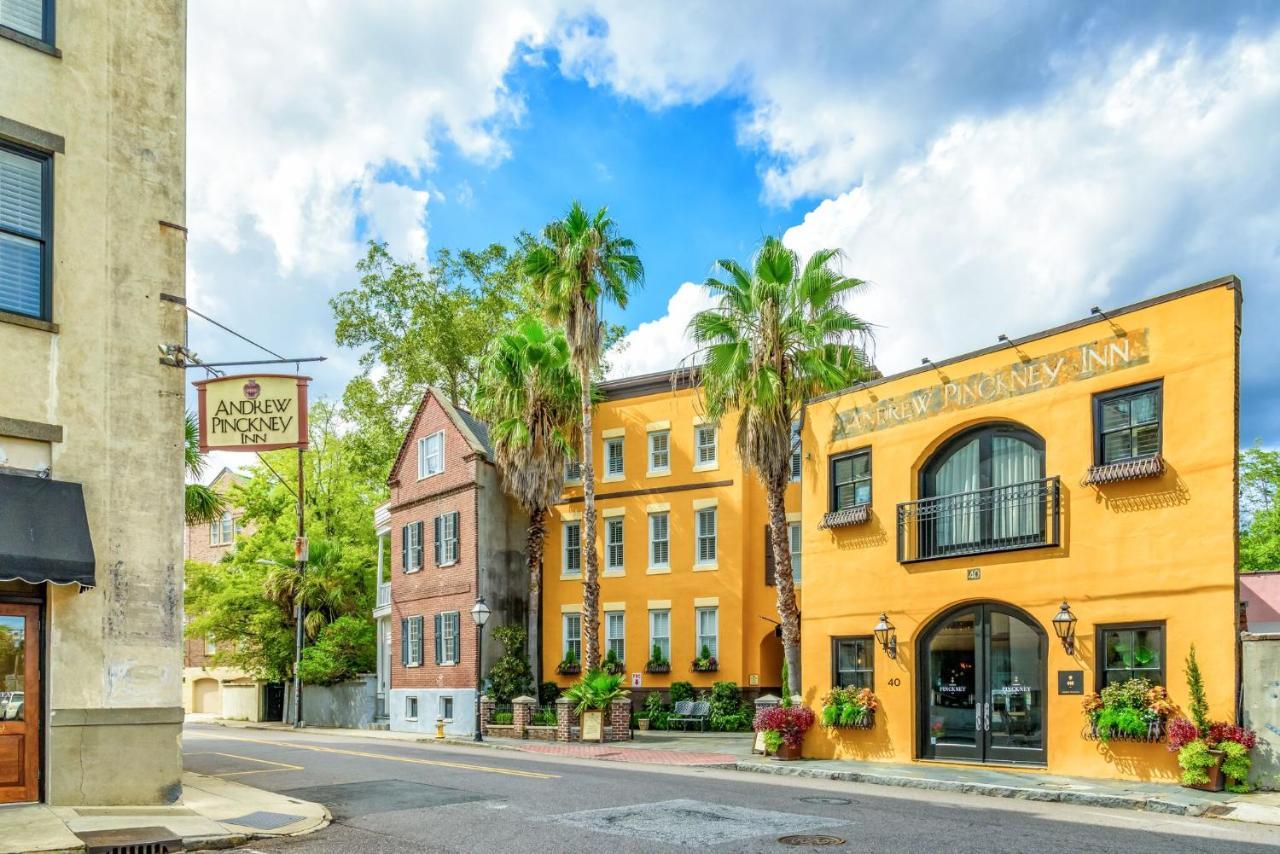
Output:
top-left (185, 1), bottom-right (1280, 464)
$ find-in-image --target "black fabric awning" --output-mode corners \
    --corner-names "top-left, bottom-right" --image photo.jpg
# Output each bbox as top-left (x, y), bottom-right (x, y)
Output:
top-left (0, 473), bottom-right (96, 588)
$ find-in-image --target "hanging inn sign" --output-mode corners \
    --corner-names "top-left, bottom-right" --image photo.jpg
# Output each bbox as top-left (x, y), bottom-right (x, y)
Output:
top-left (194, 374), bottom-right (311, 452)
top-left (832, 330), bottom-right (1150, 440)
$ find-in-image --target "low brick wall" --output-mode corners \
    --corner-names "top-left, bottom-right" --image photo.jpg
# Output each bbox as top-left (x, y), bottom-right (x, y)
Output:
top-left (486, 724), bottom-right (518, 739)
top-left (526, 725), bottom-right (557, 741)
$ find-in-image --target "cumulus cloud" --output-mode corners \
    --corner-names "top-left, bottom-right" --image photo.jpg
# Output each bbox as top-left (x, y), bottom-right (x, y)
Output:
top-left (605, 282), bottom-right (717, 379)
top-left (361, 180), bottom-right (430, 261)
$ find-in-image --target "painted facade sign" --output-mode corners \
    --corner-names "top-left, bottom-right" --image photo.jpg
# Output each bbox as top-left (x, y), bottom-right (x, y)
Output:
top-left (193, 373), bottom-right (311, 452)
top-left (832, 330), bottom-right (1150, 440)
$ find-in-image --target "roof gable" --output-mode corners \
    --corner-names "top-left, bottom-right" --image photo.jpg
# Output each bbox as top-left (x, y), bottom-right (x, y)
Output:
top-left (387, 387), bottom-right (492, 486)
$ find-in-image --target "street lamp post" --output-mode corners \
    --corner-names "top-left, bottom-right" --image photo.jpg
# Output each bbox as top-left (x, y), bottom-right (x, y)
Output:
top-left (470, 595), bottom-right (491, 742)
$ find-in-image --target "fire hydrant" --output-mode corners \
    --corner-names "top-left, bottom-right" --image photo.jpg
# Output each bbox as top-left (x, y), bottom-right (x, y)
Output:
top-left (435, 716), bottom-right (446, 740)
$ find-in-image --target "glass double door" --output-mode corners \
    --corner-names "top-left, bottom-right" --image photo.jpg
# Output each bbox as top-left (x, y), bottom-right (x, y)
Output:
top-left (919, 603), bottom-right (1046, 765)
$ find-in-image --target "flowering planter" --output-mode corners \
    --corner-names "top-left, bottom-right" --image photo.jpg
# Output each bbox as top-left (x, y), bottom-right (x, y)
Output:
top-left (1086, 719), bottom-right (1165, 743)
top-left (690, 663), bottom-right (719, 673)
top-left (602, 663), bottom-right (626, 676)
top-left (556, 664), bottom-right (581, 676)
top-left (1186, 750), bottom-right (1226, 792)
top-left (645, 663), bottom-right (671, 674)
top-left (827, 712), bottom-right (875, 730)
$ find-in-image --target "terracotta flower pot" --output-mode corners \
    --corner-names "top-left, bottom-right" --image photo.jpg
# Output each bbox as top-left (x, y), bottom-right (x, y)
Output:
top-left (1186, 749), bottom-right (1226, 792)
top-left (774, 742), bottom-right (802, 761)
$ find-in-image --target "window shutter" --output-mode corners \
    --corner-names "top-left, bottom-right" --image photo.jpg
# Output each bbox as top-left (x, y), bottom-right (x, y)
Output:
top-left (401, 525), bottom-right (409, 571)
top-left (400, 618), bottom-right (409, 664)
top-left (450, 612), bottom-right (461, 663)
top-left (433, 516), bottom-right (443, 566)
top-left (451, 511), bottom-right (461, 563)
top-left (434, 613), bottom-right (443, 664)
top-left (765, 526), bottom-right (776, 586)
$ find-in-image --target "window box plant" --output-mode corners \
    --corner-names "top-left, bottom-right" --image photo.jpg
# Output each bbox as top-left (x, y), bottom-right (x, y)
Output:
top-left (601, 649), bottom-right (626, 676)
top-left (820, 687), bottom-right (878, 729)
top-left (645, 644), bottom-right (671, 674)
top-left (1166, 646), bottom-right (1257, 792)
top-left (556, 648), bottom-right (581, 676)
top-left (691, 645), bottom-right (719, 673)
top-left (753, 704), bottom-right (815, 761)
top-left (1081, 679), bottom-right (1174, 742)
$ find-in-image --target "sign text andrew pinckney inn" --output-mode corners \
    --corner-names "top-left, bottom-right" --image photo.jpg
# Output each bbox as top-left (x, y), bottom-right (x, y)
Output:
top-left (831, 330), bottom-right (1150, 440)
top-left (194, 373), bottom-right (311, 452)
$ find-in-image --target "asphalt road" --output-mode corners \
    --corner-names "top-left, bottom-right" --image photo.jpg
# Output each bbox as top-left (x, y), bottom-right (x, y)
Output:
top-left (182, 723), bottom-right (1279, 853)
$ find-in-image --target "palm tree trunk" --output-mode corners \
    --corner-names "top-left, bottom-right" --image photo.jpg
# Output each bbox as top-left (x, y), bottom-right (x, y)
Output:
top-left (767, 475), bottom-right (801, 697)
top-left (527, 507), bottom-right (545, 686)
top-left (579, 362), bottom-right (601, 670)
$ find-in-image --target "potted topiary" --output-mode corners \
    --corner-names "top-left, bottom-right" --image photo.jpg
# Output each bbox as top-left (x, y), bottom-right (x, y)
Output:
top-left (556, 647), bottom-right (581, 676)
top-left (564, 669), bottom-right (629, 742)
top-left (753, 705), bottom-right (815, 760)
top-left (691, 644), bottom-right (718, 673)
top-left (645, 644), bottom-right (670, 674)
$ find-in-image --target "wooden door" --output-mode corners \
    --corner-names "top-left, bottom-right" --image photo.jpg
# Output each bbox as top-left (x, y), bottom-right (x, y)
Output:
top-left (0, 603), bottom-right (39, 803)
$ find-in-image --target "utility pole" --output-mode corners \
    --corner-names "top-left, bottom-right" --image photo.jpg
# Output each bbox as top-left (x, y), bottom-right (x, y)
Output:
top-left (293, 445), bottom-right (307, 728)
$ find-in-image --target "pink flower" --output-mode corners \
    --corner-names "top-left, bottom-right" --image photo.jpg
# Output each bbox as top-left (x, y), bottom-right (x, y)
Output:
top-left (1166, 716), bottom-right (1199, 752)
top-left (753, 705), bottom-right (816, 749)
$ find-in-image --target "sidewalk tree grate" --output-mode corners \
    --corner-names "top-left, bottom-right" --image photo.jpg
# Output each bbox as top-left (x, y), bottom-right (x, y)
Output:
top-left (75, 826), bottom-right (182, 854)
top-left (779, 834), bottom-right (846, 846)
top-left (223, 810), bottom-right (305, 830)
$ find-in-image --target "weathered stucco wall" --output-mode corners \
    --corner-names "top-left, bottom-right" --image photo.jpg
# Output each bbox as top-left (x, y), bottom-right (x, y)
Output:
top-left (0, 0), bottom-right (187, 804)
top-left (1241, 634), bottom-right (1280, 790)
top-left (290, 676), bottom-right (377, 730)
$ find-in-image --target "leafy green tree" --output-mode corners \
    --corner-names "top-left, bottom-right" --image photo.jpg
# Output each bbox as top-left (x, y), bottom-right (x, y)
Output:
top-left (298, 615), bottom-right (377, 685)
top-left (485, 624), bottom-right (535, 702)
top-left (474, 317), bottom-right (582, 681)
top-left (184, 411), bottom-right (225, 525)
top-left (1240, 446), bottom-right (1280, 571)
top-left (525, 202), bottom-right (644, 669)
top-left (687, 236), bottom-right (871, 695)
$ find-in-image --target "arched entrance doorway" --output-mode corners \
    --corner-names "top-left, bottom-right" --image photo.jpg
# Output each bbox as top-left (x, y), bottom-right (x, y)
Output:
top-left (917, 602), bottom-right (1047, 765)
top-left (192, 678), bottom-right (221, 715)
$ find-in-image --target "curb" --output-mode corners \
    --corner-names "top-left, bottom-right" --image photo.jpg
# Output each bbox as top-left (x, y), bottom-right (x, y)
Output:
top-left (732, 761), bottom-right (1217, 817)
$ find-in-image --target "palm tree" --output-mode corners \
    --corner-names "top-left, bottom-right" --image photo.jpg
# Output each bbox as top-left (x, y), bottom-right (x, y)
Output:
top-left (474, 316), bottom-right (583, 683)
top-left (525, 202), bottom-right (643, 669)
top-left (185, 411), bottom-right (226, 525)
top-left (687, 236), bottom-right (871, 696)
top-left (262, 539), bottom-right (359, 641)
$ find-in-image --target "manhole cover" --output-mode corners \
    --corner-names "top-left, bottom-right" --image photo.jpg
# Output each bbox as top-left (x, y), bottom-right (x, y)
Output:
top-left (779, 834), bottom-right (846, 846)
top-left (223, 810), bottom-right (305, 830)
top-left (797, 796), bottom-right (852, 805)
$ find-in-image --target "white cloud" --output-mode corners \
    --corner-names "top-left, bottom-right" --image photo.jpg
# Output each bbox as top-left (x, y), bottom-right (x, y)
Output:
top-left (605, 282), bottom-right (717, 379)
top-left (361, 180), bottom-right (430, 261)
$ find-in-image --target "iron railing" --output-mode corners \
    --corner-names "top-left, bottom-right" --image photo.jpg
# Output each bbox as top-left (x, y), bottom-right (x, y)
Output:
top-left (897, 476), bottom-right (1060, 563)
top-left (375, 582), bottom-right (391, 609)
top-left (489, 703), bottom-right (515, 724)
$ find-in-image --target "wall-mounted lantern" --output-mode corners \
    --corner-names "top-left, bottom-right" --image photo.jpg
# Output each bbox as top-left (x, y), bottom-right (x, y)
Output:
top-left (1052, 600), bottom-right (1077, 654)
top-left (873, 613), bottom-right (897, 659)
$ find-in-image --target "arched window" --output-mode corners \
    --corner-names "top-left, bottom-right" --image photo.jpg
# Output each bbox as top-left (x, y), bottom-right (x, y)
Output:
top-left (920, 425), bottom-right (1045, 553)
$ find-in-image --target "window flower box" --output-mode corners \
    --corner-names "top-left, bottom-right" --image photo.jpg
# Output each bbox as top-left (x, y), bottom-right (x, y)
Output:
top-left (821, 687), bottom-right (878, 729)
top-left (690, 657), bottom-right (718, 673)
top-left (645, 661), bottom-right (670, 674)
top-left (556, 662), bottom-right (581, 676)
top-left (1081, 679), bottom-right (1173, 744)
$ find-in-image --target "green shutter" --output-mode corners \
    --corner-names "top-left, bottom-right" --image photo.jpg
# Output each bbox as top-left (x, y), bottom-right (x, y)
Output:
top-left (400, 618), bottom-right (408, 665)
top-left (434, 613), bottom-right (443, 664)
top-left (402, 525), bottom-right (409, 572)
top-left (434, 516), bottom-right (443, 566)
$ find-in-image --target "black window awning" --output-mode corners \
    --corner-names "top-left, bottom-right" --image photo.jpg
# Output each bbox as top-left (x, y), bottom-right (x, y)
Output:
top-left (0, 473), bottom-right (96, 588)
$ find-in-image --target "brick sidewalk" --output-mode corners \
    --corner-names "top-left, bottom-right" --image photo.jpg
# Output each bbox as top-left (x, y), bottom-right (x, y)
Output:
top-left (514, 742), bottom-right (737, 766)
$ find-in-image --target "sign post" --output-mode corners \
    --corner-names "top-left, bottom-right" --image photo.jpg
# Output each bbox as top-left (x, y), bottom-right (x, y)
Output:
top-left (193, 373), bottom-right (311, 727)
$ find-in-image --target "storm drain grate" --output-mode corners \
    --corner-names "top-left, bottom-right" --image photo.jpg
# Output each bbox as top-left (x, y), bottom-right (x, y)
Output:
top-left (779, 834), bottom-right (846, 846)
top-left (221, 810), bottom-right (304, 830)
top-left (75, 826), bottom-right (183, 854)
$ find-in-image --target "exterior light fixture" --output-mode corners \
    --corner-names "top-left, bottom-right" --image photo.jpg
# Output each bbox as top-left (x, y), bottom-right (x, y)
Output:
top-left (873, 613), bottom-right (897, 659)
top-left (471, 595), bottom-right (491, 742)
top-left (1052, 601), bottom-right (1077, 654)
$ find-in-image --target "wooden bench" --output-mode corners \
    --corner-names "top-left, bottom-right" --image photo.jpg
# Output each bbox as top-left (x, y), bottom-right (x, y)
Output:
top-left (669, 699), bottom-right (711, 731)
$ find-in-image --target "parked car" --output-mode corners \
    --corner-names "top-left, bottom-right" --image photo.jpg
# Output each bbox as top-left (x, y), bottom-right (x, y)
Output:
top-left (2, 692), bottom-right (23, 720)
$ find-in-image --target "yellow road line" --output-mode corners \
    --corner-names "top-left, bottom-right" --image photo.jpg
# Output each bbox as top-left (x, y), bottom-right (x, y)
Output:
top-left (189, 733), bottom-right (558, 780)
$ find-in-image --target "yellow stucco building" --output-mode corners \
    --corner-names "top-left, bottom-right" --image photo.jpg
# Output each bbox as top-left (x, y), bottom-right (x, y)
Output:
top-left (544, 373), bottom-right (799, 697)
top-left (799, 276), bottom-right (1240, 780)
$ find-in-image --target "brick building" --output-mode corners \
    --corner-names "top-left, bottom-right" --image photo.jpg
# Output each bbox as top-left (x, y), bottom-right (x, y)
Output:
top-left (182, 468), bottom-right (247, 564)
top-left (383, 388), bottom-right (528, 735)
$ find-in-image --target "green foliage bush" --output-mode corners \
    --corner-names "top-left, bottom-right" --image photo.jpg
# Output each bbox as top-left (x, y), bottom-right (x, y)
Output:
top-left (1177, 739), bottom-right (1217, 786)
top-left (531, 708), bottom-right (557, 727)
top-left (538, 681), bottom-right (560, 706)
top-left (1185, 644), bottom-right (1210, 736)
top-left (708, 681), bottom-right (751, 732)
top-left (493, 711), bottom-right (514, 725)
top-left (486, 625), bottom-right (534, 702)
top-left (1221, 740), bottom-right (1252, 791)
top-left (1095, 705), bottom-right (1148, 738)
top-left (669, 681), bottom-right (695, 703)
top-left (564, 670), bottom-right (629, 713)
top-left (298, 615), bottom-right (376, 685)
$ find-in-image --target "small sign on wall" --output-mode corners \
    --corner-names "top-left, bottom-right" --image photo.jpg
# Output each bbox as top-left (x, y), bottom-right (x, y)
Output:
top-left (966, 568), bottom-right (981, 581)
top-left (631, 673), bottom-right (642, 688)
top-left (749, 674), bottom-right (760, 686)
top-left (1058, 670), bottom-right (1085, 695)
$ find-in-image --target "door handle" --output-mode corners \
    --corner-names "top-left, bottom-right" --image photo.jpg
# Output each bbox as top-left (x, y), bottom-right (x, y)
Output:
top-left (984, 701), bottom-right (991, 731)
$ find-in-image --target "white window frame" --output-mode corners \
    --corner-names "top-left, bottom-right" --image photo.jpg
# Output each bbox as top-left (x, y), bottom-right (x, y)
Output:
top-left (564, 458), bottom-right (582, 484)
top-left (648, 430), bottom-right (670, 474)
top-left (562, 520), bottom-right (582, 577)
top-left (606, 611), bottom-right (625, 663)
top-left (439, 695), bottom-right (454, 722)
top-left (604, 436), bottom-right (625, 479)
top-left (649, 609), bottom-right (671, 663)
top-left (441, 611), bottom-right (459, 664)
top-left (695, 425), bottom-right (718, 467)
top-left (405, 695), bottom-right (419, 721)
top-left (563, 613), bottom-right (582, 660)
top-left (405, 616), bottom-right (423, 667)
top-left (695, 507), bottom-right (717, 566)
top-left (789, 521), bottom-right (802, 585)
top-left (405, 522), bottom-right (423, 573)
top-left (209, 511), bottom-right (234, 546)
top-left (648, 512), bottom-right (670, 570)
top-left (696, 606), bottom-right (719, 659)
top-left (204, 636), bottom-right (217, 655)
top-left (437, 512), bottom-right (459, 567)
top-left (606, 517), bottom-right (624, 572)
top-left (418, 431), bottom-right (445, 480)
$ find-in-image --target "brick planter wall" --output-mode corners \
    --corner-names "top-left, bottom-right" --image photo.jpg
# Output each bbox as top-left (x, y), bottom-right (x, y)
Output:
top-left (525, 725), bottom-right (557, 741)
top-left (555, 697), bottom-right (574, 743)
top-left (512, 696), bottom-right (535, 739)
top-left (605, 697), bottom-right (631, 742)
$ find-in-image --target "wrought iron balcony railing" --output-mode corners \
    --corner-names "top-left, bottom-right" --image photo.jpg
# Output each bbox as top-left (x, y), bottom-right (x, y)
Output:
top-left (897, 476), bottom-right (1061, 563)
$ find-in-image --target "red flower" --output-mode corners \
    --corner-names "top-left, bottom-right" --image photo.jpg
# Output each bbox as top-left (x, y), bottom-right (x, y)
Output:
top-left (1207, 721), bottom-right (1257, 750)
top-left (1166, 716), bottom-right (1199, 752)
top-left (753, 705), bottom-right (816, 749)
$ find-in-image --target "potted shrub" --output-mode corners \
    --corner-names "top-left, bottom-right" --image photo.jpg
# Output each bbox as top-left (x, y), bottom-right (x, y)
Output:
top-left (564, 669), bottom-right (629, 742)
top-left (637, 692), bottom-right (663, 731)
top-left (1166, 645), bottom-right (1257, 792)
top-left (645, 644), bottom-right (671, 674)
top-left (602, 648), bottom-right (626, 676)
top-left (821, 686), bottom-right (878, 729)
top-left (556, 647), bottom-right (581, 676)
top-left (691, 645), bottom-right (719, 673)
top-left (753, 705), bottom-right (815, 760)
top-left (1081, 679), bottom-right (1173, 742)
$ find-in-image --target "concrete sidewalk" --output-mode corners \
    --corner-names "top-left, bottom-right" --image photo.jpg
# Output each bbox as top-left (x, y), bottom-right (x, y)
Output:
top-left (0, 772), bottom-right (329, 854)
top-left (736, 756), bottom-right (1280, 825)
